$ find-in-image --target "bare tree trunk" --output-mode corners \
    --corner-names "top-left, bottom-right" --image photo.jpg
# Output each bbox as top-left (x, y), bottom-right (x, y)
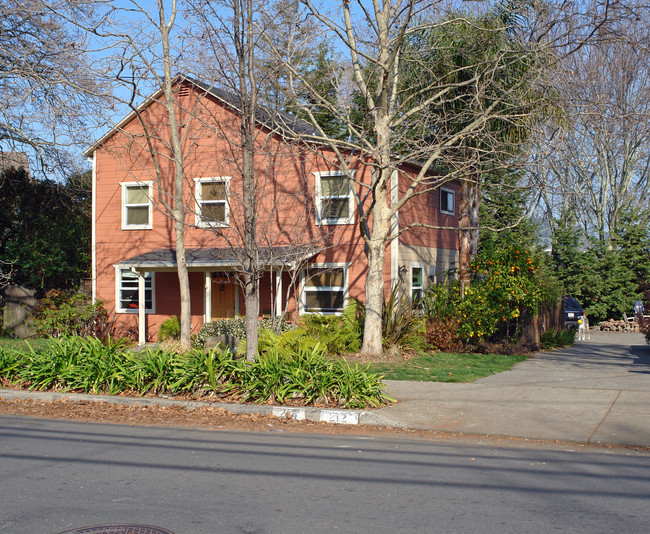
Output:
top-left (236, 0), bottom-right (260, 361)
top-left (174, 218), bottom-right (192, 348)
top-left (158, 0), bottom-right (191, 349)
top-left (243, 258), bottom-right (259, 361)
top-left (242, 125), bottom-right (259, 360)
top-left (361, 168), bottom-right (392, 356)
top-left (361, 237), bottom-right (387, 355)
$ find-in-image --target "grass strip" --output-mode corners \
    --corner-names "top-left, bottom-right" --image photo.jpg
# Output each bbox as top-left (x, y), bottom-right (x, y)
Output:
top-left (367, 352), bottom-right (527, 382)
top-left (0, 338), bottom-right (55, 352)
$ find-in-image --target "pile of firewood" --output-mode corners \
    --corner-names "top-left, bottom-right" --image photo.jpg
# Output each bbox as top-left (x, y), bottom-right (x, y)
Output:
top-left (598, 320), bottom-right (639, 332)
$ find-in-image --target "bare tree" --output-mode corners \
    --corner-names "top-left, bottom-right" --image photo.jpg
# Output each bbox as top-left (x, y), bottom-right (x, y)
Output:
top-left (65, 0), bottom-right (199, 347)
top-left (1, 0), bottom-right (105, 178)
top-left (532, 12), bottom-right (650, 244)
top-left (263, 0), bottom-right (563, 355)
top-left (184, 0), bottom-right (338, 360)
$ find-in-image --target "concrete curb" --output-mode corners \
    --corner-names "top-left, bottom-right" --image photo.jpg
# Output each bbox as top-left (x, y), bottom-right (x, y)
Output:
top-left (0, 389), bottom-right (365, 425)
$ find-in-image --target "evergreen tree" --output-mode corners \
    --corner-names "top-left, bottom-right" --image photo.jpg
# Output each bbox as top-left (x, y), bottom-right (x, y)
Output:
top-left (0, 167), bottom-right (90, 290)
top-left (551, 211), bottom-right (648, 322)
top-left (614, 209), bottom-right (650, 306)
top-left (294, 43), bottom-right (345, 139)
top-left (479, 167), bottom-right (538, 252)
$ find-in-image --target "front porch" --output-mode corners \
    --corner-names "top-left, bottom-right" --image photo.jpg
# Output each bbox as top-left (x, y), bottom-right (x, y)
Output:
top-left (117, 246), bottom-right (317, 345)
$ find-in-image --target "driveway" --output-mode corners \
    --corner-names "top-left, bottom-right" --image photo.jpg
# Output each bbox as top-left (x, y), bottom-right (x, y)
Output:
top-left (367, 331), bottom-right (650, 447)
top-left (478, 331), bottom-right (650, 391)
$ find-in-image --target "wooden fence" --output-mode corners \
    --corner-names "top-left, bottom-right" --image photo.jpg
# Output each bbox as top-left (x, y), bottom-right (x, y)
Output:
top-left (522, 300), bottom-right (564, 344)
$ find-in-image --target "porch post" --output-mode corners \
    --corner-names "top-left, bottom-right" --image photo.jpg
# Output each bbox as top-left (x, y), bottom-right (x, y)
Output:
top-left (275, 270), bottom-right (283, 318)
top-left (137, 270), bottom-right (146, 346)
top-left (204, 271), bottom-right (212, 323)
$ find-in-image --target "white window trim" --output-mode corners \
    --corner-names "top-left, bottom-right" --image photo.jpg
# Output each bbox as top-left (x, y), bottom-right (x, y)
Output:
top-left (194, 176), bottom-right (232, 228)
top-left (299, 263), bottom-right (349, 315)
top-left (120, 181), bottom-right (153, 230)
top-left (411, 265), bottom-right (424, 302)
top-left (194, 177), bottom-right (231, 227)
top-left (440, 187), bottom-right (455, 215)
top-left (115, 267), bottom-right (156, 314)
top-left (314, 171), bottom-right (354, 225)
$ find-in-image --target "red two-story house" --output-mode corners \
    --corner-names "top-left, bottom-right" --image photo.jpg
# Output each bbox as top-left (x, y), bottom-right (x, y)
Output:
top-left (85, 76), bottom-right (459, 343)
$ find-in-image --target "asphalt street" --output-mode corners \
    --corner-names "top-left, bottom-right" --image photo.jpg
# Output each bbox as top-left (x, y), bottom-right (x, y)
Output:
top-left (1, 416), bottom-right (649, 534)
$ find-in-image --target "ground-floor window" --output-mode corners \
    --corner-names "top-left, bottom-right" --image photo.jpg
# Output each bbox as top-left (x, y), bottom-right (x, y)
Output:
top-left (301, 264), bottom-right (347, 314)
top-left (117, 269), bottom-right (154, 313)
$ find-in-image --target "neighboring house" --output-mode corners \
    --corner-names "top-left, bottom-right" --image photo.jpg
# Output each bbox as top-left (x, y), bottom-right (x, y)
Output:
top-left (85, 76), bottom-right (459, 342)
top-left (0, 151), bottom-right (30, 174)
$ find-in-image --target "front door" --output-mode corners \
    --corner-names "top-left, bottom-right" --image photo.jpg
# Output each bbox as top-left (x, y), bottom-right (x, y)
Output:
top-left (211, 279), bottom-right (236, 319)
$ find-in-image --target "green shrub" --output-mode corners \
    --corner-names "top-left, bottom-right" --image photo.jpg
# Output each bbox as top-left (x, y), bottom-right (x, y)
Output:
top-left (193, 316), bottom-right (292, 348)
top-left (257, 327), bottom-right (323, 355)
top-left (158, 316), bottom-right (181, 342)
top-left (29, 290), bottom-right (110, 339)
top-left (540, 328), bottom-right (576, 350)
top-left (0, 345), bottom-right (21, 381)
top-left (11, 336), bottom-right (130, 393)
top-left (423, 245), bottom-right (559, 345)
top-left (300, 301), bottom-right (363, 354)
top-left (230, 344), bottom-right (391, 408)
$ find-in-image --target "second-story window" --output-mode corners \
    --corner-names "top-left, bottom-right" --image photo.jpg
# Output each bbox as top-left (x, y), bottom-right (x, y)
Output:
top-left (440, 187), bottom-right (455, 215)
top-left (315, 171), bottom-right (353, 225)
top-left (195, 177), bottom-right (230, 227)
top-left (121, 181), bottom-right (153, 230)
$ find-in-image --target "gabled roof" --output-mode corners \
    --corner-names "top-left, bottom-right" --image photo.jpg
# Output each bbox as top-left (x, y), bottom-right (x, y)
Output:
top-left (83, 74), bottom-right (320, 157)
top-left (187, 76), bottom-right (320, 138)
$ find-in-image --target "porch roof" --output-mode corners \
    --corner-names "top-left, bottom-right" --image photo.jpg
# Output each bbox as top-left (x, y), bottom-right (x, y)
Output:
top-left (117, 246), bottom-right (318, 271)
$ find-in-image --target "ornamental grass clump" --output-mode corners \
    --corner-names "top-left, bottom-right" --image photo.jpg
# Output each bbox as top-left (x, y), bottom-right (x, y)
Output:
top-left (0, 336), bottom-right (393, 409)
top-left (230, 345), bottom-right (392, 408)
top-left (10, 337), bottom-right (130, 393)
top-left (381, 283), bottom-right (425, 350)
top-left (0, 345), bottom-right (21, 382)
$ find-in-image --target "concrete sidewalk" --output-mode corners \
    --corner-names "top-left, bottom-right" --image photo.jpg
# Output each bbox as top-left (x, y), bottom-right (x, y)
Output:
top-left (365, 331), bottom-right (650, 448)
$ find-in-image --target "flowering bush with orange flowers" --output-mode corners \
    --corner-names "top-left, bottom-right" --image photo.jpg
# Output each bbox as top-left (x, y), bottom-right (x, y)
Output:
top-left (423, 246), bottom-right (558, 346)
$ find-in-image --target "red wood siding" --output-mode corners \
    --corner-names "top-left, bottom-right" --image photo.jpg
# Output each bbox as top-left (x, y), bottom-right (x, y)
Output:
top-left (92, 82), bottom-right (449, 335)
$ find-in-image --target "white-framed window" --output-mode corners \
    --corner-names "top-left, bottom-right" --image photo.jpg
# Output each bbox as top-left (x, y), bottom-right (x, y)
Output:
top-left (121, 181), bottom-right (153, 230)
top-left (440, 187), bottom-right (455, 215)
top-left (116, 268), bottom-right (155, 313)
top-left (411, 266), bottom-right (424, 303)
top-left (300, 264), bottom-right (348, 314)
top-left (315, 171), bottom-right (354, 225)
top-left (194, 177), bottom-right (230, 227)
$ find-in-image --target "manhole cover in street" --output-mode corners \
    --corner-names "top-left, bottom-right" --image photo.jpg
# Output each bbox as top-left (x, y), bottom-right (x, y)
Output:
top-left (56, 525), bottom-right (174, 534)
